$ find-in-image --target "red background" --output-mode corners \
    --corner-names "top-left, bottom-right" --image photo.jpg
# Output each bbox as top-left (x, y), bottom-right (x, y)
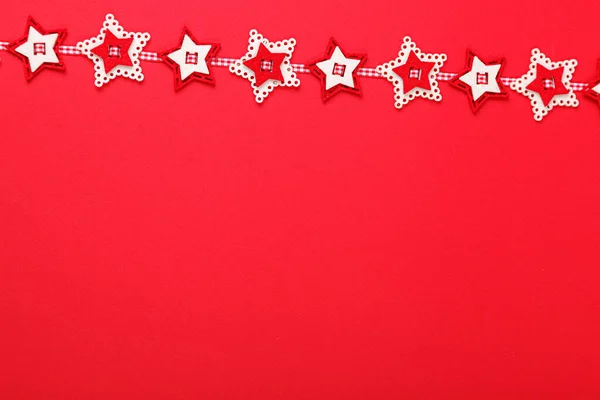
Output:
top-left (1, 0), bottom-right (600, 398)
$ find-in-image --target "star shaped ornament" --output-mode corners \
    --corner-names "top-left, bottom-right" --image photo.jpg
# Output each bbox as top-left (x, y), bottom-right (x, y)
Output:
top-left (229, 29), bottom-right (300, 103)
top-left (7, 16), bottom-right (67, 81)
top-left (308, 38), bottom-right (366, 102)
top-left (376, 37), bottom-right (446, 110)
top-left (76, 14), bottom-right (150, 88)
top-left (449, 49), bottom-right (508, 113)
top-left (584, 60), bottom-right (600, 109)
top-left (510, 49), bottom-right (578, 121)
top-left (159, 27), bottom-right (221, 91)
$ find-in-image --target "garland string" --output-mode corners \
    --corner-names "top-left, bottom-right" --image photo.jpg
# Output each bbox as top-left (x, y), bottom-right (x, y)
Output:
top-left (0, 41), bottom-right (589, 91)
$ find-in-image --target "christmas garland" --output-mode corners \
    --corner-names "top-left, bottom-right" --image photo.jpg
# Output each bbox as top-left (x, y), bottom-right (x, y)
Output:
top-left (3, 14), bottom-right (600, 122)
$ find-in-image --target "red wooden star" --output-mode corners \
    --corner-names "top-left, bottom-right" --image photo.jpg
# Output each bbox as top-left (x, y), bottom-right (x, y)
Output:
top-left (392, 51), bottom-right (435, 94)
top-left (584, 59), bottom-right (600, 108)
top-left (525, 64), bottom-right (569, 107)
top-left (90, 30), bottom-right (134, 74)
top-left (243, 43), bottom-right (287, 87)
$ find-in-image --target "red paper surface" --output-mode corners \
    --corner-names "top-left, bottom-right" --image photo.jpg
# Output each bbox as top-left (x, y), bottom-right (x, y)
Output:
top-left (1, 1), bottom-right (600, 398)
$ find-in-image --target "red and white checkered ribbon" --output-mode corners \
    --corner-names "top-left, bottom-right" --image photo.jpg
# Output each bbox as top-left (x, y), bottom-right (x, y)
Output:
top-left (260, 59), bottom-right (274, 71)
top-left (409, 68), bottom-right (421, 79)
top-left (543, 77), bottom-right (556, 89)
top-left (476, 72), bottom-right (488, 85)
top-left (185, 52), bottom-right (198, 64)
top-left (436, 71), bottom-right (588, 91)
top-left (53, 44), bottom-right (162, 62)
top-left (333, 64), bottom-right (346, 76)
top-left (0, 41), bottom-right (589, 91)
top-left (33, 43), bottom-right (46, 55)
top-left (108, 46), bottom-right (121, 57)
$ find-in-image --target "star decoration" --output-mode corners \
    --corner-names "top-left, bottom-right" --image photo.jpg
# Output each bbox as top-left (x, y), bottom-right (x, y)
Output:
top-left (510, 48), bottom-right (578, 121)
top-left (76, 13), bottom-right (150, 88)
top-left (525, 64), bottom-right (570, 106)
top-left (229, 29), bottom-right (300, 103)
top-left (7, 16), bottom-right (67, 81)
top-left (392, 51), bottom-right (435, 93)
top-left (584, 60), bottom-right (600, 109)
top-left (90, 30), bottom-right (134, 74)
top-left (376, 36), bottom-right (446, 110)
top-left (159, 27), bottom-right (221, 91)
top-left (243, 43), bottom-right (287, 88)
top-left (308, 38), bottom-right (366, 102)
top-left (449, 49), bottom-right (508, 113)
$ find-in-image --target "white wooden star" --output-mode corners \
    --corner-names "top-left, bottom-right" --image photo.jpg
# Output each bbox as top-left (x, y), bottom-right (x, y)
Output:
top-left (458, 56), bottom-right (502, 101)
top-left (316, 46), bottom-right (361, 90)
top-left (15, 26), bottom-right (59, 73)
top-left (167, 35), bottom-right (212, 80)
top-left (7, 17), bottom-right (67, 81)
